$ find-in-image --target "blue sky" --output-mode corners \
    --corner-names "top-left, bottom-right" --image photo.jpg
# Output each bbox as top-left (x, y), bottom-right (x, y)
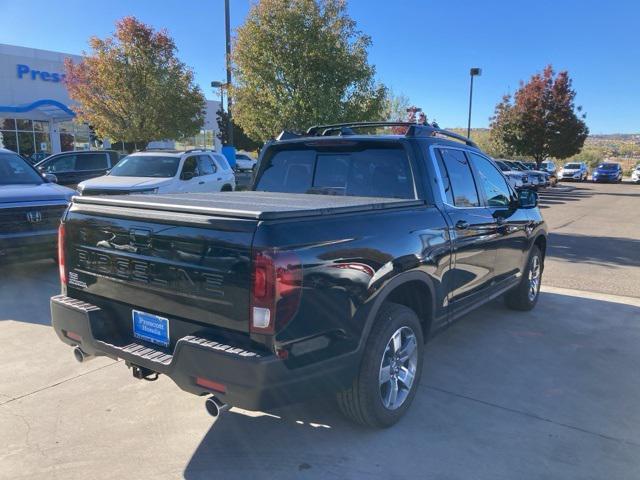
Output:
top-left (1, 0), bottom-right (638, 133)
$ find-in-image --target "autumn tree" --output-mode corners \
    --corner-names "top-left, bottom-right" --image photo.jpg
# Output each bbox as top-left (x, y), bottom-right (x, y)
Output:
top-left (65, 17), bottom-right (205, 149)
top-left (232, 0), bottom-right (387, 142)
top-left (490, 65), bottom-right (589, 166)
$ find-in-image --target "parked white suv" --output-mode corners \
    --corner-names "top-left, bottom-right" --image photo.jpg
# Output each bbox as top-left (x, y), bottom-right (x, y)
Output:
top-left (77, 149), bottom-right (235, 196)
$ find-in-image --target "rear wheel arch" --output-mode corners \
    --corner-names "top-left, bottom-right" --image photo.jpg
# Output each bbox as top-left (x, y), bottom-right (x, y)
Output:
top-left (533, 234), bottom-right (547, 268)
top-left (221, 184), bottom-right (233, 192)
top-left (360, 271), bottom-right (437, 348)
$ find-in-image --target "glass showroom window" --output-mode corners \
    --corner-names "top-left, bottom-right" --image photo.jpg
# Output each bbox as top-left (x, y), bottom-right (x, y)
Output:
top-left (58, 121), bottom-right (91, 151)
top-left (0, 117), bottom-right (50, 158)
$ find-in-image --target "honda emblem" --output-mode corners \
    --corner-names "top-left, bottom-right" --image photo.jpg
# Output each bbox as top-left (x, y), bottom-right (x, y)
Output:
top-left (26, 211), bottom-right (43, 223)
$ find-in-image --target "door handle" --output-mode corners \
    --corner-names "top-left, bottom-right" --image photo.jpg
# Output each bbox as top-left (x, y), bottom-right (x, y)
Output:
top-left (198, 181), bottom-right (205, 185)
top-left (455, 220), bottom-right (469, 230)
top-left (217, 177), bottom-right (222, 181)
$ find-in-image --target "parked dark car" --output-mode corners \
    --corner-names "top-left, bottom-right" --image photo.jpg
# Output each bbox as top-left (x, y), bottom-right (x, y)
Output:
top-left (592, 162), bottom-right (623, 183)
top-left (51, 122), bottom-right (547, 428)
top-left (0, 148), bottom-right (75, 263)
top-left (35, 150), bottom-right (120, 188)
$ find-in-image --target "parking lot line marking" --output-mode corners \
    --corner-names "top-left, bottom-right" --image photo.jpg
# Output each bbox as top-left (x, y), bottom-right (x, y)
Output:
top-left (540, 285), bottom-right (640, 307)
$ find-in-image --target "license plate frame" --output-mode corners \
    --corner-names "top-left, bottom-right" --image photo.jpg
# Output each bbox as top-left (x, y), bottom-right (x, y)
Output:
top-left (132, 310), bottom-right (170, 347)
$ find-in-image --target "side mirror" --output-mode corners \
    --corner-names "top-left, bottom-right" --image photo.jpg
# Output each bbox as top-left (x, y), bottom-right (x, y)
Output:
top-left (518, 189), bottom-right (538, 209)
top-left (43, 173), bottom-right (58, 183)
top-left (181, 171), bottom-right (195, 181)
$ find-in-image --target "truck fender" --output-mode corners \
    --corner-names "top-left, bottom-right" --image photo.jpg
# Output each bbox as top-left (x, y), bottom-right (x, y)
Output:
top-left (355, 270), bottom-right (437, 353)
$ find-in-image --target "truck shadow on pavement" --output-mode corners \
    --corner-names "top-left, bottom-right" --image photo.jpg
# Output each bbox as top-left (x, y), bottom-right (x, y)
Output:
top-left (548, 233), bottom-right (640, 268)
top-left (0, 260), bottom-right (58, 325)
top-left (183, 292), bottom-right (640, 480)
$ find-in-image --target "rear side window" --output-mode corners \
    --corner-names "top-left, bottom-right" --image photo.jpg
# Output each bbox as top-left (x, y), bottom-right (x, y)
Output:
top-left (197, 155), bottom-right (215, 175)
top-left (76, 153), bottom-right (108, 171)
top-left (436, 149), bottom-right (479, 207)
top-left (255, 146), bottom-right (414, 198)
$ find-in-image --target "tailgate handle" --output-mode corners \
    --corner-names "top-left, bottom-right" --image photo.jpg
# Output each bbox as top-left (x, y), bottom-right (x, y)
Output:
top-left (130, 228), bottom-right (152, 247)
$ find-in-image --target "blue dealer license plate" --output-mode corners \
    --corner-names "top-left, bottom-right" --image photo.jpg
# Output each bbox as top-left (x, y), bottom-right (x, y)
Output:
top-left (132, 310), bottom-right (170, 347)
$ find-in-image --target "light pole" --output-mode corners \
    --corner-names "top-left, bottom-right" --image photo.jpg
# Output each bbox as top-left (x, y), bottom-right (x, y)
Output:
top-left (211, 81), bottom-right (225, 112)
top-left (224, 0), bottom-right (233, 146)
top-left (467, 67), bottom-right (482, 138)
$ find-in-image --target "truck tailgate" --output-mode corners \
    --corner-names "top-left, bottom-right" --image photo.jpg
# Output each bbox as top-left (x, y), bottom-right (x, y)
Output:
top-left (63, 201), bottom-right (257, 334)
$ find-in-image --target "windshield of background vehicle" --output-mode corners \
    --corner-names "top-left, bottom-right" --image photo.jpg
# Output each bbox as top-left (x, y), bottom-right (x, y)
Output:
top-left (255, 144), bottom-right (414, 199)
top-left (0, 152), bottom-right (44, 185)
top-left (564, 163), bottom-right (582, 169)
top-left (597, 163), bottom-right (619, 170)
top-left (109, 155), bottom-right (181, 177)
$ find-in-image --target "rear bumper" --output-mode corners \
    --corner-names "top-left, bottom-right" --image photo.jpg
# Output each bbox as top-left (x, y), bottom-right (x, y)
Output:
top-left (0, 231), bottom-right (57, 263)
top-left (50, 295), bottom-right (358, 410)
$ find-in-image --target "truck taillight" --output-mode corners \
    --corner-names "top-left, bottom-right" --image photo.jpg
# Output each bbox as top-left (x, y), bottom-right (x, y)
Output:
top-left (250, 250), bottom-right (302, 334)
top-left (58, 224), bottom-right (66, 285)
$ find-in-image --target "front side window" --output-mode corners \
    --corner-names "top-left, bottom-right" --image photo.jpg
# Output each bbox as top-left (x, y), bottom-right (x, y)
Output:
top-left (109, 155), bottom-right (180, 177)
top-left (436, 149), bottom-right (479, 207)
top-left (0, 152), bottom-right (43, 184)
top-left (76, 153), bottom-right (108, 171)
top-left (181, 157), bottom-right (199, 178)
top-left (469, 153), bottom-right (512, 207)
top-left (44, 154), bottom-right (75, 173)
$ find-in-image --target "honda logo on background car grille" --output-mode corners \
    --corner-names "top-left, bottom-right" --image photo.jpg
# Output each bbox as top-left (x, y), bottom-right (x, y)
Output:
top-left (26, 211), bottom-right (43, 223)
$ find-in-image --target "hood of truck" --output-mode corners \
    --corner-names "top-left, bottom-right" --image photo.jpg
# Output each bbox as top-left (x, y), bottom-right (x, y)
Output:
top-left (78, 176), bottom-right (173, 192)
top-left (0, 182), bottom-right (75, 204)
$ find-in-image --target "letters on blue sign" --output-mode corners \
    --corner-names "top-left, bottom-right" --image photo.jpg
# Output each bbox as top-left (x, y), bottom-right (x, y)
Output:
top-left (16, 64), bottom-right (65, 83)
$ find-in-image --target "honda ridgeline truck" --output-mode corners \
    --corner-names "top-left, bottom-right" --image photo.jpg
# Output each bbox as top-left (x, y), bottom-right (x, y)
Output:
top-left (51, 122), bottom-right (547, 428)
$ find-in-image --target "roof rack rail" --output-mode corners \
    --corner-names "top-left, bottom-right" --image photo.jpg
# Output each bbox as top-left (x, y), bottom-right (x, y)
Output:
top-left (303, 121), bottom-right (478, 148)
top-left (183, 148), bottom-right (217, 154)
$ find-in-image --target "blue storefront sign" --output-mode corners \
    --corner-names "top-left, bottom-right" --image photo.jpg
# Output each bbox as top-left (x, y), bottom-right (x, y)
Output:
top-left (16, 64), bottom-right (66, 83)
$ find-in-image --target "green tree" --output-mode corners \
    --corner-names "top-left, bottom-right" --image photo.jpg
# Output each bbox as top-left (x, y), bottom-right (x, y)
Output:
top-left (489, 65), bottom-right (589, 166)
top-left (216, 109), bottom-right (262, 152)
top-left (65, 16), bottom-right (206, 149)
top-left (232, 0), bottom-right (387, 142)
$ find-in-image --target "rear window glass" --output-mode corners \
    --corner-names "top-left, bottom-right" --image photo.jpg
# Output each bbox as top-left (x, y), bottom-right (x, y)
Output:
top-left (255, 146), bottom-right (414, 198)
top-left (76, 153), bottom-right (108, 170)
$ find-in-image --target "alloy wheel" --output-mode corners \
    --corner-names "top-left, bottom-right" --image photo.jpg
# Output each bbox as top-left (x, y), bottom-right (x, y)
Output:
top-left (528, 255), bottom-right (541, 302)
top-left (379, 326), bottom-right (418, 410)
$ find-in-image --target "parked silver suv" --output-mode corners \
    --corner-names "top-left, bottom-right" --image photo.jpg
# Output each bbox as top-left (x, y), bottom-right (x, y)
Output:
top-left (558, 162), bottom-right (589, 182)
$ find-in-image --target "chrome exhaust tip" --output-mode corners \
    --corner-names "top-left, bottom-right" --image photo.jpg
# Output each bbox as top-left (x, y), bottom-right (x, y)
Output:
top-left (73, 346), bottom-right (93, 363)
top-left (205, 396), bottom-right (229, 418)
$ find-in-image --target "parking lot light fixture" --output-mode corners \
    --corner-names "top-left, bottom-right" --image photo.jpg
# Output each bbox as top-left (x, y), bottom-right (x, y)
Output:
top-left (467, 67), bottom-right (482, 138)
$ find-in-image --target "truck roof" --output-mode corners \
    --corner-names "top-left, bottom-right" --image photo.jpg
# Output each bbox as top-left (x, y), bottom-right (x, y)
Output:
top-left (72, 191), bottom-right (425, 220)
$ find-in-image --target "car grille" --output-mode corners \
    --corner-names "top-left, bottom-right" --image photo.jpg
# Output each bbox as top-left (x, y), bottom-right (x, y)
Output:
top-left (0, 204), bottom-right (67, 234)
top-left (80, 188), bottom-right (133, 196)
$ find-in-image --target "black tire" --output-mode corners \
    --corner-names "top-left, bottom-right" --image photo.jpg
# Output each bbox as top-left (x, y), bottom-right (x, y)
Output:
top-left (221, 184), bottom-right (233, 192)
top-left (337, 302), bottom-right (424, 428)
top-left (505, 245), bottom-right (543, 311)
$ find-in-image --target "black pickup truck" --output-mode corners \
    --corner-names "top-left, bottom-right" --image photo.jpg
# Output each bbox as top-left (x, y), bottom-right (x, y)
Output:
top-left (51, 122), bottom-right (547, 428)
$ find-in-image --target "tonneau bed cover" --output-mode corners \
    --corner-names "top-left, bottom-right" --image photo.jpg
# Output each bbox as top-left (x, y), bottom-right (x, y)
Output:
top-left (72, 191), bottom-right (425, 220)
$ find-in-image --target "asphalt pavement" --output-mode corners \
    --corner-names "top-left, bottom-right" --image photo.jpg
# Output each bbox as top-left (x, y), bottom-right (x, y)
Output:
top-left (1, 181), bottom-right (639, 479)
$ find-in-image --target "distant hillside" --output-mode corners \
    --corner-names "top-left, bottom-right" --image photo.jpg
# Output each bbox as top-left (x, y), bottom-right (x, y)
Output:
top-left (448, 128), bottom-right (640, 171)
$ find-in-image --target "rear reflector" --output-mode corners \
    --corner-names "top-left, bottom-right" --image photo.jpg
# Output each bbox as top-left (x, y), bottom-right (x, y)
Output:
top-left (195, 377), bottom-right (227, 394)
top-left (64, 330), bottom-right (81, 342)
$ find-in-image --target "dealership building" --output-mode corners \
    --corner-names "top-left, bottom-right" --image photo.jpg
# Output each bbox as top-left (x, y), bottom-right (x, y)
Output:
top-left (0, 43), bottom-right (221, 158)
